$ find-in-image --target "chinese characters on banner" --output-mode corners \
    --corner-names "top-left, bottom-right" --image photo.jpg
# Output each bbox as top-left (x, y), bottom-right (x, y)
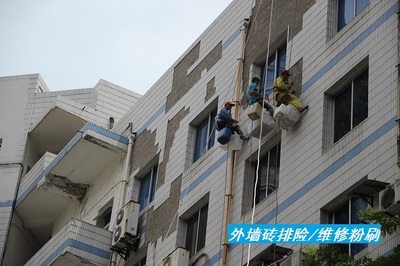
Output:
top-left (228, 224), bottom-right (381, 244)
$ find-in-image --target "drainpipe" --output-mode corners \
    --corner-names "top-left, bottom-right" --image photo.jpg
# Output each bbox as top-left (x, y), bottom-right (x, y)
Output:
top-left (111, 133), bottom-right (135, 266)
top-left (222, 18), bottom-right (249, 265)
top-left (397, 3), bottom-right (400, 182)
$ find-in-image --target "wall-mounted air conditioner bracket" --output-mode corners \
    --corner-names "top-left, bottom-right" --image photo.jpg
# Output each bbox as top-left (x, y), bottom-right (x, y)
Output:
top-left (110, 233), bottom-right (140, 260)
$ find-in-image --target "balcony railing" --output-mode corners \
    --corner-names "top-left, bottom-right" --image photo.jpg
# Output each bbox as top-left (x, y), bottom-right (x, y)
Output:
top-left (25, 219), bottom-right (112, 266)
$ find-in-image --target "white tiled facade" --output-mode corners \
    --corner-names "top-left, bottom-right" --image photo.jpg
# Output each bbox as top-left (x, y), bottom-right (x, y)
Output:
top-left (1, 0), bottom-right (399, 265)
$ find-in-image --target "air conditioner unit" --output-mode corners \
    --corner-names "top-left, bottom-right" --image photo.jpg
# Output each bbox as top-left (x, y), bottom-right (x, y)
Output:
top-left (379, 181), bottom-right (400, 215)
top-left (162, 247), bottom-right (189, 266)
top-left (112, 200), bottom-right (140, 249)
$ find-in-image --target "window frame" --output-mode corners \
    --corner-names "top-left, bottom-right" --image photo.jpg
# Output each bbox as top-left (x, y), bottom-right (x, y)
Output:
top-left (133, 256), bottom-right (146, 266)
top-left (95, 199), bottom-right (113, 230)
top-left (139, 164), bottom-right (158, 211)
top-left (252, 142), bottom-right (281, 206)
top-left (332, 68), bottom-right (368, 143)
top-left (337, 0), bottom-right (370, 32)
top-left (193, 109), bottom-right (217, 162)
top-left (185, 203), bottom-right (209, 258)
top-left (260, 45), bottom-right (287, 99)
top-left (331, 197), bottom-right (369, 255)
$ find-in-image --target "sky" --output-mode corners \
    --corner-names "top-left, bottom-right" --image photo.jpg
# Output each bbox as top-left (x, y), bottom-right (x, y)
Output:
top-left (0, 0), bottom-right (233, 95)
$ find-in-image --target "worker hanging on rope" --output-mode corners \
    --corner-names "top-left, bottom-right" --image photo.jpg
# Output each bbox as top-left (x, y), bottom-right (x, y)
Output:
top-left (274, 69), bottom-right (308, 113)
top-left (246, 77), bottom-right (275, 117)
top-left (216, 101), bottom-right (249, 140)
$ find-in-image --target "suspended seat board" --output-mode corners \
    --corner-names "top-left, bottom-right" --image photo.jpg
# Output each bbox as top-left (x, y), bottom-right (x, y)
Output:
top-left (219, 134), bottom-right (243, 151)
top-left (273, 103), bottom-right (300, 130)
top-left (249, 110), bottom-right (276, 138)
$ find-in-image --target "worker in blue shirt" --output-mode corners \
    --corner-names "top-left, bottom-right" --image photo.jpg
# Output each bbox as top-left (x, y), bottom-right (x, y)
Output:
top-left (246, 77), bottom-right (274, 117)
top-left (216, 101), bottom-right (248, 140)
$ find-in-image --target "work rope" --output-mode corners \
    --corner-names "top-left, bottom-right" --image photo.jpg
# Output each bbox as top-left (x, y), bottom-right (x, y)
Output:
top-left (287, 0), bottom-right (300, 72)
top-left (245, 0), bottom-right (301, 263)
top-left (246, 0), bottom-right (275, 265)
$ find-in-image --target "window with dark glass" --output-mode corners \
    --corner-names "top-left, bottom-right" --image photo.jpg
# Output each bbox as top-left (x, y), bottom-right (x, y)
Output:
top-left (332, 197), bottom-right (368, 255)
top-left (96, 205), bottom-right (112, 230)
top-left (260, 45), bottom-right (287, 98)
top-left (185, 203), bottom-right (208, 258)
top-left (333, 68), bottom-right (368, 142)
top-left (139, 165), bottom-right (158, 211)
top-left (253, 143), bottom-right (280, 205)
top-left (193, 110), bottom-right (217, 162)
top-left (133, 257), bottom-right (146, 266)
top-left (338, 0), bottom-right (370, 31)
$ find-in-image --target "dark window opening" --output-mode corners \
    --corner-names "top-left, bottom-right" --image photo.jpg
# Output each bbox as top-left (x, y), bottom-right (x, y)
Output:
top-left (185, 203), bottom-right (208, 258)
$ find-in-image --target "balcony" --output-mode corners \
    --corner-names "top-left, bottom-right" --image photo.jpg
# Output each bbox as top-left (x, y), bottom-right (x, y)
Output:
top-left (25, 219), bottom-right (112, 266)
top-left (16, 123), bottom-right (129, 245)
top-left (28, 96), bottom-right (96, 156)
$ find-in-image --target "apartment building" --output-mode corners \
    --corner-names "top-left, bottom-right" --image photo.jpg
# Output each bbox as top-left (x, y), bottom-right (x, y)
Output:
top-left (1, 0), bottom-right (399, 265)
top-left (0, 74), bottom-right (141, 265)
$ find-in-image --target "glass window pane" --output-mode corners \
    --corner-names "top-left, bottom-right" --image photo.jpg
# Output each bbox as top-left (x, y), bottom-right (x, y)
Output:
top-left (267, 144), bottom-right (280, 195)
top-left (260, 62), bottom-right (266, 93)
top-left (197, 204), bottom-right (208, 252)
top-left (150, 166), bottom-right (158, 202)
top-left (351, 197), bottom-right (367, 224)
top-left (185, 213), bottom-right (199, 257)
top-left (356, 0), bottom-right (369, 14)
top-left (277, 46), bottom-right (287, 79)
top-left (194, 110), bottom-right (217, 162)
top-left (334, 202), bottom-right (350, 254)
top-left (265, 56), bottom-right (276, 97)
top-left (254, 143), bottom-right (280, 205)
top-left (351, 197), bottom-right (368, 254)
top-left (338, 0), bottom-right (355, 31)
top-left (139, 173), bottom-right (151, 211)
top-left (208, 110), bottom-right (217, 149)
top-left (256, 155), bottom-right (269, 204)
top-left (194, 118), bottom-right (209, 162)
top-left (352, 69), bottom-right (368, 127)
top-left (334, 202), bottom-right (349, 224)
top-left (334, 86), bottom-right (352, 142)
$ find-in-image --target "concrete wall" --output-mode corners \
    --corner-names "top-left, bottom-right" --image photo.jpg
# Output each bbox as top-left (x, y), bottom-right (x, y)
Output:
top-left (0, 74), bottom-right (40, 262)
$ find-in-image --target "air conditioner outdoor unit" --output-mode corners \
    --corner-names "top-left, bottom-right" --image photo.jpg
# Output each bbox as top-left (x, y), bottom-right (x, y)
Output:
top-left (379, 181), bottom-right (400, 216)
top-left (112, 200), bottom-right (140, 249)
top-left (162, 247), bottom-right (189, 266)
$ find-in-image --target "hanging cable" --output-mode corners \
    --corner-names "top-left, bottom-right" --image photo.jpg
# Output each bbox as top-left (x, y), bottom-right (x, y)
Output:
top-left (287, 0), bottom-right (300, 71)
top-left (246, 0), bottom-right (275, 264)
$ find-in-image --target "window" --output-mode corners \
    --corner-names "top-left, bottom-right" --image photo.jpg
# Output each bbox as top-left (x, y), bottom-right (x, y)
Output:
top-left (139, 165), bottom-right (158, 211)
top-left (338, 0), bottom-right (370, 31)
top-left (332, 197), bottom-right (368, 255)
top-left (253, 143), bottom-right (280, 205)
top-left (333, 68), bottom-right (368, 142)
top-left (193, 110), bottom-right (217, 162)
top-left (95, 200), bottom-right (113, 230)
top-left (185, 203), bottom-right (208, 258)
top-left (133, 257), bottom-right (146, 266)
top-left (260, 45), bottom-right (287, 98)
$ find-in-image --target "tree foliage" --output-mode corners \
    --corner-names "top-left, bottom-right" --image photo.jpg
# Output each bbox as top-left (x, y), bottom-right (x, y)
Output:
top-left (358, 208), bottom-right (400, 236)
top-left (302, 208), bottom-right (400, 265)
